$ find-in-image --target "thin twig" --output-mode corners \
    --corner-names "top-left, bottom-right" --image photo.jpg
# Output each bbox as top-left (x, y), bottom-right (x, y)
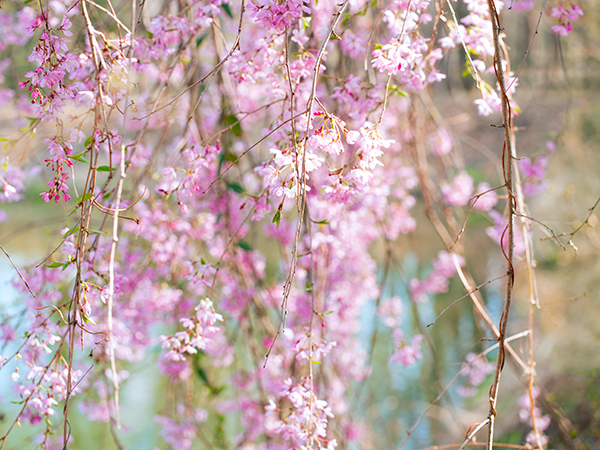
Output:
top-left (105, 142), bottom-right (127, 429)
top-left (398, 331), bottom-right (530, 450)
top-left (134, 0), bottom-right (246, 121)
top-left (0, 244), bottom-right (35, 298)
top-left (427, 274), bottom-right (507, 328)
top-left (268, 0), bottom-right (350, 365)
top-left (507, 0), bottom-right (549, 92)
top-left (203, 110), bottom-right (308, 195)
top-left (419, 443), bottom-right (531, 450)
top-left (447, 0), bottom-right (482, 88)
top-left (515, 213), bottom-right (566, 250)
top-left (451, 185), bottom-right (506, 249)
top-left (485, 1), bottom-right (517, 448)
top-left (459, 418), bottom-right (491, 450)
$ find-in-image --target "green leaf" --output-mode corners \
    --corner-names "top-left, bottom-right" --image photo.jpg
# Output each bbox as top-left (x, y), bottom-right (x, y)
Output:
top-left (196, 34), bottom-right (207, 48)
top-left (200, 258), bottom-right (207, 264)
top-left (84, 135), bottom-right (93, 147)
top-left (305, 281), bottom-right (312, 292)
top-left (64, 206), bottom-right (78, 219)
top-left (68, 152), bottom-right (90, 164)
top-left (309, 356), bottom-right (322, 364)
top-left (227, 182), bottom-right (245, 194)
top-left (76, 193), bottom-right (94, 203)
top-left (44, 262), bottom-right (64, 269)
top-left (272, 210), bottom-right (281, 228)
top-left (223, 152), bottom-right (237, 163)
top-left (389, 85), bottom-right (408, 97)
top-left (82, 314), bottom-right (97, 325)
top-left (315, 219), bottom-right (329, 225)
top-left (236, 241), bottom-right (252, 251)
top-left (87, 229), bottom-right (108, 235)
top-left (196, 365), bottom-right (211, 385)
top-left (96, 165), bottom-right (111, 172)
top-left (218, 150), bottom-right (237, 175)
top-left (224, 114), bottom-right (242, 136)
top-left (212, 385), bottom-right (225, 395)
top-left (221, 3), bottom-right (233, 18)
top-left (63, 227), bottom-right (80, 239)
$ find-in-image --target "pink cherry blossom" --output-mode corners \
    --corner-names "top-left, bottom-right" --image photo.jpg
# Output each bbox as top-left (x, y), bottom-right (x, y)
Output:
top-left (441, 171), bottom-right (474, 207)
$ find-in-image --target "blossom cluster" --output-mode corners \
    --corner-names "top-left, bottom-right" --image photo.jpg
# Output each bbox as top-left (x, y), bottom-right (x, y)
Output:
top-left (372, 0), bottom-right (446, 91)
top-left (519, 155), bottom-right (549, 197)
top-left (518, 387), bottom-right (551, 446)
top-left (266, 378), bottom-right (337, 450)
top-left (457, 352), bottom-right (495, 397)
top-left (389, 329), bottom-right (424, 366)
top-left (159, 298), bottom-right (224, 362)
top-left (551, 4), bottom-right (583, 37)
top-left (410, 252), bottom-right (465, 303)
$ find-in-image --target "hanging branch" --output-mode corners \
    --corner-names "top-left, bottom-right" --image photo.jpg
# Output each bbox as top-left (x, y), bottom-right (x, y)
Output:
top-left (485, 1), bottom-right (518, 449)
